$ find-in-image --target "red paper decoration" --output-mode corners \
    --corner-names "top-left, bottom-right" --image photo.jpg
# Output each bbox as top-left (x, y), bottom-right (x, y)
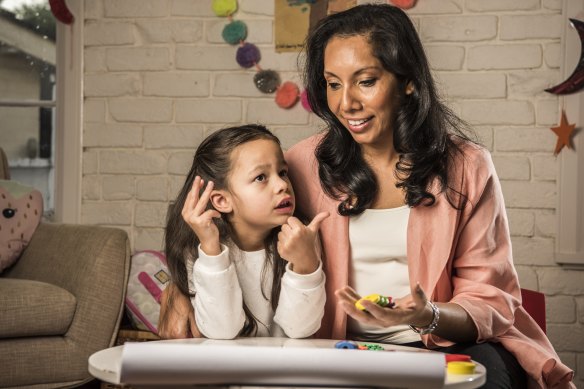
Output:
top-left (49, 0), bottom-right (74, 24)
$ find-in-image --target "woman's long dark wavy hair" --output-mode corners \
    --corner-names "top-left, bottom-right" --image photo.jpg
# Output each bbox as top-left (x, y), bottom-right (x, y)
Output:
top-left (303, 4), bottom-right (475, 215)
top-left (164, 124), bottom-right (287, 336)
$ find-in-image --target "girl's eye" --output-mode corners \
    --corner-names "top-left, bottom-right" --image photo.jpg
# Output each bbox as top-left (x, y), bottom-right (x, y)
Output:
top-left (360, 78), bottom-right (376, 87)
top-left (255, 174), bottom-right (266, 182)
top-left (279, 169), bottom-right (288, 178)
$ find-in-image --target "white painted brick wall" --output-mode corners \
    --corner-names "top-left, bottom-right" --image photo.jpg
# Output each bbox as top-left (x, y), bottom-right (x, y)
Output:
top-left (81, 1), bottom-right (583, 382)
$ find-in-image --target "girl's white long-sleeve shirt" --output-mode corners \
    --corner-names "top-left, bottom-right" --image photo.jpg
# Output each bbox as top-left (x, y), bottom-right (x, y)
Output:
top-left (187, 243), bottom-right (325, 340)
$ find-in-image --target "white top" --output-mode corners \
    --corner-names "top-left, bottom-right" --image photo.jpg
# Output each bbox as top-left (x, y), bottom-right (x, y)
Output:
top-left (348, 206), bottom-right (419, 344)
top-left (187, 243), bottom-right (325, 340)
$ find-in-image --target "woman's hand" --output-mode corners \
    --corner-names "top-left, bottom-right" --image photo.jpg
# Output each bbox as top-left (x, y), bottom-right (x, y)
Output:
top-left (181, 176), bottom-right (222, 255)
top-left (158, 282), bottom-right (202, 339)
top-left (277, 211), bottom-right (330, 274)
top-left (335, 283), bottom-right (434, 329)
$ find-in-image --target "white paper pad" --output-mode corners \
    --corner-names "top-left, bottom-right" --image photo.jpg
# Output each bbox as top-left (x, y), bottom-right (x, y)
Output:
top-left (120, 338), bottom-right (445, 388)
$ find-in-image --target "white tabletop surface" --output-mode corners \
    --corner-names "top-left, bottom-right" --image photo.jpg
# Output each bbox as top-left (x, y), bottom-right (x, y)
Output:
top-left (89, 338), bottom-right (486, 389)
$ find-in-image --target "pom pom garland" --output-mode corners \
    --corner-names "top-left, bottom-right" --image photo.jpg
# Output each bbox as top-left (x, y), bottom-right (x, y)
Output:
top-left (275, 82), bottom-right (300, 108)
top-left (236, 43), bottom-right (261, 68)
top-left (254, 70), bottom-right (282, 93)
top-left (214, 0), bottom-right (311, 111)
top-left (212, 0), bottom-right (238, 17)
top-left (300, 89), bottom-right (312, 112)
top-left (222, 20), bottom-right (247, 45)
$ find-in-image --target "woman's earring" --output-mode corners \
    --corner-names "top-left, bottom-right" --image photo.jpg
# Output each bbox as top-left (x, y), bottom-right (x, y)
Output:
top-left (405, 83), bottom-right (414, 95)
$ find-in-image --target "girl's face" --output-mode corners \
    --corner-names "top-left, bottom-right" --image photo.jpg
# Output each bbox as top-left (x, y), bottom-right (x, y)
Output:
top-left (224, 139), bottom-right (295, 241)
top-left (324, 34), bottom-right (401, 152)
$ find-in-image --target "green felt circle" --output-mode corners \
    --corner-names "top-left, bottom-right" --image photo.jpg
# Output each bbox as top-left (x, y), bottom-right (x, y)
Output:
top-left (222, 20), bottom-right (247, 45)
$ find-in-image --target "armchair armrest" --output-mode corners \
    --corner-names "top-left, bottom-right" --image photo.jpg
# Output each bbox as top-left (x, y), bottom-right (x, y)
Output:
top-left (6, 222), bottom-right (130, 350)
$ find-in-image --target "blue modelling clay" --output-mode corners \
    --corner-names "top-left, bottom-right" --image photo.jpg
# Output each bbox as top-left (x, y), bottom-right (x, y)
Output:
top-left (335, 340), bottom-right (358, 349)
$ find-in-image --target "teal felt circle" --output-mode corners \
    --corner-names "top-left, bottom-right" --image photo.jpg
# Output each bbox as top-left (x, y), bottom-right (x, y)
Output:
top-left (222, 20), bottom-right (247, 45)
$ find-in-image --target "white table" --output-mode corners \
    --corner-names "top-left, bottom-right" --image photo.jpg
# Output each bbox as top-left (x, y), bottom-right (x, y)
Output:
top-left (89, 338), bottom-right (486, 389)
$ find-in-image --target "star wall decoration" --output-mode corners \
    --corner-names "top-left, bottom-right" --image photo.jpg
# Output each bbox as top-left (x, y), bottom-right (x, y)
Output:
top-left (551, 110), bottom-right (576, 156)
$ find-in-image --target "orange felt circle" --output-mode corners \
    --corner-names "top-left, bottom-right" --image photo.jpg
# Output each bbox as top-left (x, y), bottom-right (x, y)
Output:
top-left (275, 82), bottom-right (300, 108)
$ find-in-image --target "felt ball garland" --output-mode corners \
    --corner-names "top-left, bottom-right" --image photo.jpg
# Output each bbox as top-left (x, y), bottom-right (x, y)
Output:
top-left (254, 70), bottom-right (281, 93)
top-left (212, 0), bottom-right (311, 111)
top-left (222, 20), bottom-right (247, 44)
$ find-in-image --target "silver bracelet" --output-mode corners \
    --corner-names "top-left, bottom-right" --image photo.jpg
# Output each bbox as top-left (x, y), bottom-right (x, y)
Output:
top-left (409, 300), bottom-right (440, 335)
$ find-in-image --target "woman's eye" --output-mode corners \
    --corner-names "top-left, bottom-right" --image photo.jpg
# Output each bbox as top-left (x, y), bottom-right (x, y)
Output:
top-left (255, 174), bottom-right (266, 182)
top-left (360, 78), bottom-right (376, 87)
top-left (327, 81), bottom-right (341, 90)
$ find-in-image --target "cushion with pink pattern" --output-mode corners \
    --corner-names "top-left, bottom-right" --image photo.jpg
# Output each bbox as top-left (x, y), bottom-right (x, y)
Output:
top-left (0, 180), bottom-right (43, 273)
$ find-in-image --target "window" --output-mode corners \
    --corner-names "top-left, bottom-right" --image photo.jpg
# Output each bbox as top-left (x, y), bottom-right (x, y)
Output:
top-left (0, 0), bottom-right (82, 222)
top-left (0, 0), bottom-right (56, 217)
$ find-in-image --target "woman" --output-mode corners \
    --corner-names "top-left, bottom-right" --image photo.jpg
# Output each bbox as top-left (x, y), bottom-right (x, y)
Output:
top-left (159, 4), bottom-right (574, 388)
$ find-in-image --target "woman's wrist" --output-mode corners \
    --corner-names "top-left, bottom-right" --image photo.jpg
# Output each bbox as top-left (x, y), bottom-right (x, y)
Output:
top-left (410, 301), bottom-right (440, 335)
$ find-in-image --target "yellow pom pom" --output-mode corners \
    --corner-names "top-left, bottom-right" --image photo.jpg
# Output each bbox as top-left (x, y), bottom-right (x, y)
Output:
top-left (212, 0), bottom-right (238, 17)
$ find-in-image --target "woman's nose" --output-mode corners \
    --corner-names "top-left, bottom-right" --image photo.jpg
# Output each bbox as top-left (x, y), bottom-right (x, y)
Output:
top-left (341, 87), bottom-right (361, 112)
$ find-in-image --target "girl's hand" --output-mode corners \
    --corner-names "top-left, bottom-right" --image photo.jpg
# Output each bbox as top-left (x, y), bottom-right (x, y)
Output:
top-left (335, 283), bottom-right (433, 329)
top-left (181, 176), bottom-right (222, 255)
top-left (277, 211), bottom-right (330, 274)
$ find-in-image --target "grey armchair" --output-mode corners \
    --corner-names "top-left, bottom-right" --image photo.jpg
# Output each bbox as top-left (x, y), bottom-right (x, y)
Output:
top-left (0, 148), bottom-right (131, 388)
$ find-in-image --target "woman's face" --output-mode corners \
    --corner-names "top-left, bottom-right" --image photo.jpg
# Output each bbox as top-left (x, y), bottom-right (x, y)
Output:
top-left (324, 34), bottom-right (401, 151)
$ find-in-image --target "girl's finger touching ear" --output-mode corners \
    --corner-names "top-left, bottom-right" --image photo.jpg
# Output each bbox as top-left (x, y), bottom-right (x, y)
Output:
top-left (193, 181), bottom-right (215, 214)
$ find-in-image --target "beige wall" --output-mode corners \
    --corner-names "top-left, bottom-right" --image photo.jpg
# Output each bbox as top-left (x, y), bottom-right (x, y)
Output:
top-left (81, 0), bottom-right (583, 382)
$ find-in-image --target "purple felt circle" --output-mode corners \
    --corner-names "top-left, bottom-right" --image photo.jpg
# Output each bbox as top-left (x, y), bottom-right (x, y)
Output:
top-left (236, 43), bottom-right (261, 68)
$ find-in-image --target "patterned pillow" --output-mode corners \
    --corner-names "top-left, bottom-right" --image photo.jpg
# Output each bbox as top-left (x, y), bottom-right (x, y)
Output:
top-left (0, 180), bottom-right (43, 273)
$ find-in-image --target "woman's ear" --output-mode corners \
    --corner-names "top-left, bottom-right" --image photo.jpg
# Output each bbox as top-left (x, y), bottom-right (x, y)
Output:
top-left (405, 81), bottom-right (414, 95)
top-left (210, 190), bottom-right (232, 213)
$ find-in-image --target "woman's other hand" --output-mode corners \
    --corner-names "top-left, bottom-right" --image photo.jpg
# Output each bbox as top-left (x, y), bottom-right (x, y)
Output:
top-left (181, 176), bottom-right (222, 255)
top-left (158, 282), bottom-right (202, 339)
top-left (277, 211), bottom-right (329, 274)
top-left (335, 283), bottom-right (433, 329)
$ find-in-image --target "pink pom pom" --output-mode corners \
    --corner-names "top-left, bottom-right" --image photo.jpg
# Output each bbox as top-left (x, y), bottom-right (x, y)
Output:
top-left (300, 89), bottom-right (312, 112)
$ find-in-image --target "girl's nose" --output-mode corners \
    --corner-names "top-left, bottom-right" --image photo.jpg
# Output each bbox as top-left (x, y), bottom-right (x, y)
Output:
top-left (274, 175), bottom-right (289, 193)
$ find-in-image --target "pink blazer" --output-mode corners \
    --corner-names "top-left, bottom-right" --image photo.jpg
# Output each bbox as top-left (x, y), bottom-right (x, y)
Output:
top-left (285, 135), bottom-right (574, 389)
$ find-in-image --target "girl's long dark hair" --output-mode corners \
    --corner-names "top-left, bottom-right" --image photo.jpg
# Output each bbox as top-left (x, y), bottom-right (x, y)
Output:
top-left (164, 124), bottom-right (286, 336)
top-left (303, 4), bottom-right (475, 215)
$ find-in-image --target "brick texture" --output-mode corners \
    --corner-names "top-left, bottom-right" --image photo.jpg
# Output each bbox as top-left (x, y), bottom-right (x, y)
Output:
top-left (81, 0), bottom-right (583, 378)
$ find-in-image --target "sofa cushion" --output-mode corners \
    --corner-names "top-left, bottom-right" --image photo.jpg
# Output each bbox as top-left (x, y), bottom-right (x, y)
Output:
top-left (0, 278), bottom-right (76, 338)
top-left (0, 180), bottom-right (43, 273)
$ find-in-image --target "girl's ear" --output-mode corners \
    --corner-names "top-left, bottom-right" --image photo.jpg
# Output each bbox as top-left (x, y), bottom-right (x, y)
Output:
top-left (210, 190), bottom-right (232, 213)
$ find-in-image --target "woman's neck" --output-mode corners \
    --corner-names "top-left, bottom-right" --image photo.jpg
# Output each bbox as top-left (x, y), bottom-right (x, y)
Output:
top-left (362, 143), bottom-right (405, 209)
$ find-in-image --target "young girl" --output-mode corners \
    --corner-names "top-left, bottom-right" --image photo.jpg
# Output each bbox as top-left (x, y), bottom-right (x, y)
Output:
top-left (165, 124), bottom-right (328, 340)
